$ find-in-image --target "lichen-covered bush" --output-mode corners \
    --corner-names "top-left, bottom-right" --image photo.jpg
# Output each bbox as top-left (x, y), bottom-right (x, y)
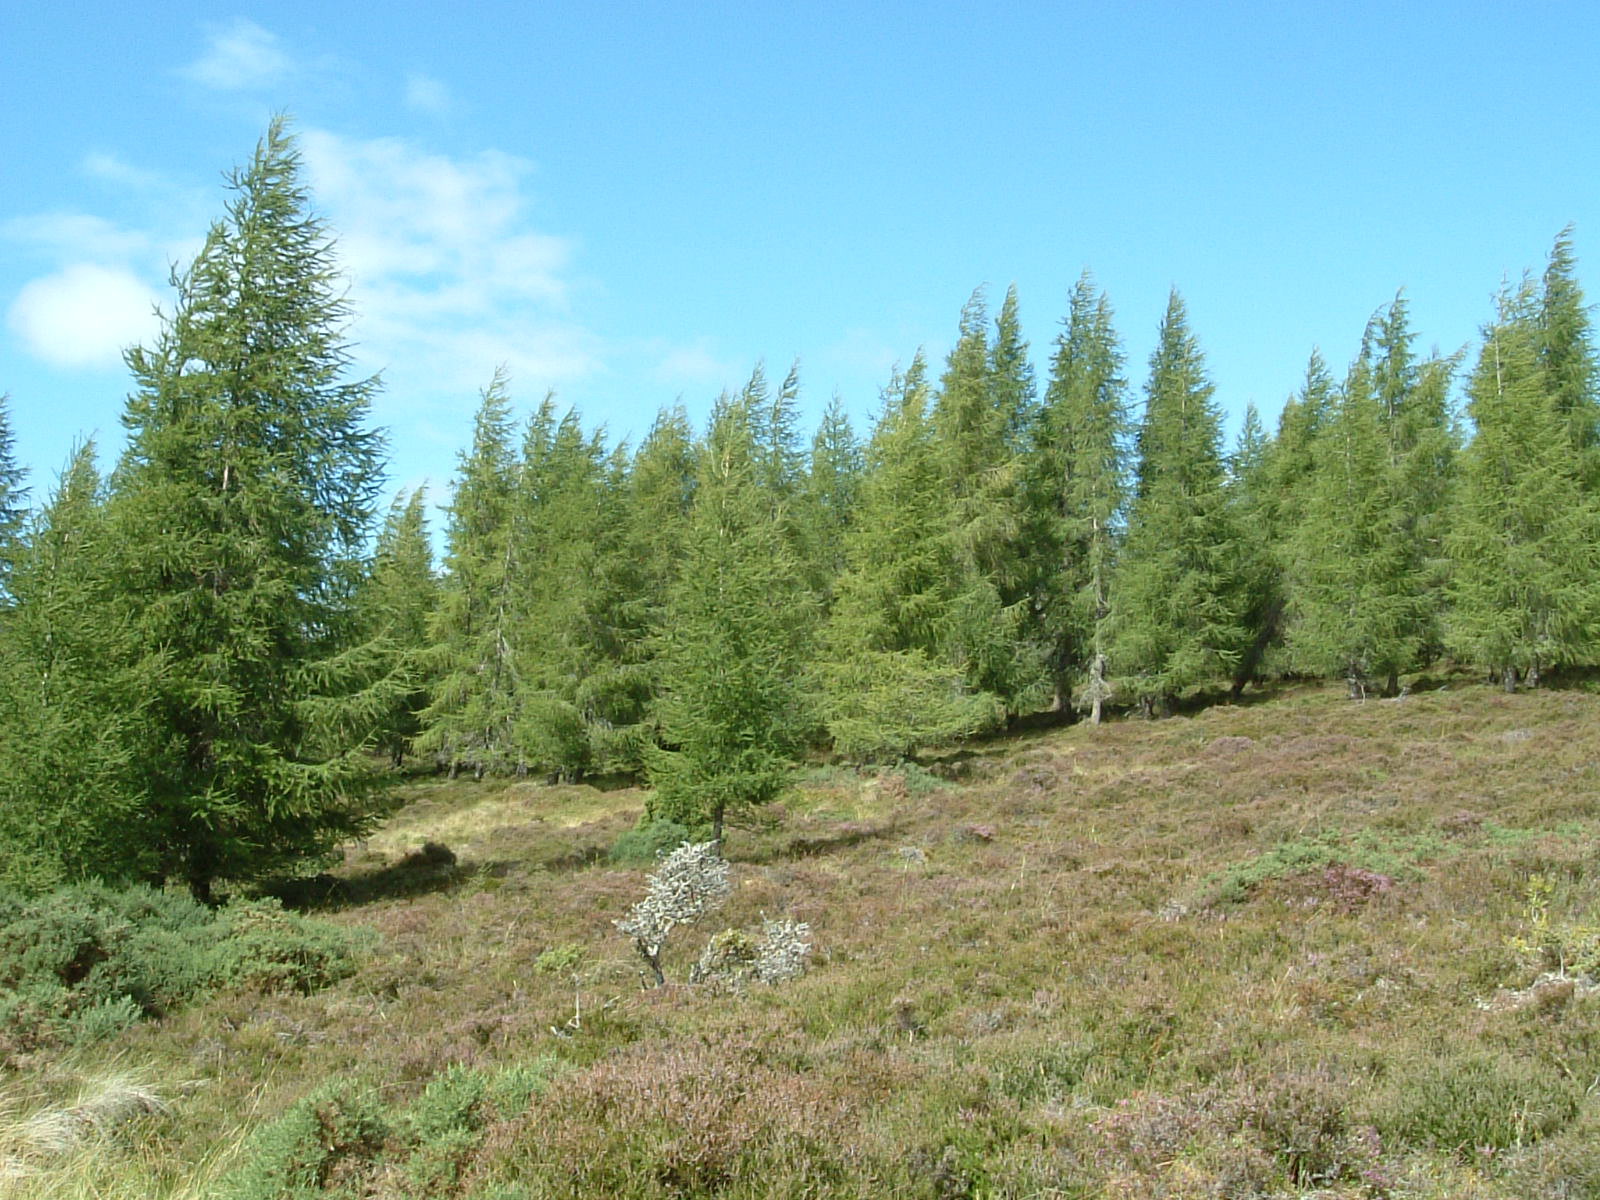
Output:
top-left (690, 917), bottom-right (814, 991)
top-left (615, 841), bottom-right (730, 985)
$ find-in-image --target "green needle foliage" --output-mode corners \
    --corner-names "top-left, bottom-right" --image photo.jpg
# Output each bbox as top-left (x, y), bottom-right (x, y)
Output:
top-left (1029, 272), bottom-right (1130, 722)
top-left (360, 487), bottom-right (438, 768)
top-left (0, 394), bottom-right (27, 603)
top-left (0, 446), bottom-right (155, 892)
top-left (1284, 301), bottom-right (1458, 696)
top-left (647, 391), bottom-right (816, 841)
top-left (416, 373), bottom-right (523, 777)
top-left (1111, 291), bottom-right (1244, 715)
top-left (107, 117), bottom-right (395, 901)
top-left (1447, 276), bottom-right (1600, 685)
top-left (818, 355), bottom-right (1003, 759)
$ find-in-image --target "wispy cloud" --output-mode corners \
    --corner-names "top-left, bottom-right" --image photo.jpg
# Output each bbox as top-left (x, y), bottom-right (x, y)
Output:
top-left (649, 337), bottom-right (739, 390)
top-left (180, 19), bottom-right (292, 91)
top-left (404, 73), bottom-right (454, 116)
top-left (299, 129), bottom-right (600, 403)
top-left (3, 212), bottom-right (154, 263)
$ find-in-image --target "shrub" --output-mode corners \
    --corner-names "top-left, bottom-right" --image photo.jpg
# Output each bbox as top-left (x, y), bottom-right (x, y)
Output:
top-left (208, 898), bottom-right (369, 995)
top-left (402, 1064), bottom-right (490, 1193)
top-left (1510, 874), bottom-right (1600, 980)
top-left (1206, 830), bottom-right (1433, 905)
top-left (222, 1060), bottom-right (567, 1200)
top-left (609, 817), bottom-right (693, 866)
top-left (222, 1082), bottom-right (392, 1200)
top-left (685, 917), bottom-right (815, 991)
top-left (532, 944), bottom-right (585, 976)
top-left (615, 841), bottom-right (730, 985)
top-left (0, 883), bottom-right (369, 1061)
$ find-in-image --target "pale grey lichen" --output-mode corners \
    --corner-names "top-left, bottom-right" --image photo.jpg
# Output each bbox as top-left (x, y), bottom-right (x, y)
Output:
top-left (615, 840), bottom-right (731, 985)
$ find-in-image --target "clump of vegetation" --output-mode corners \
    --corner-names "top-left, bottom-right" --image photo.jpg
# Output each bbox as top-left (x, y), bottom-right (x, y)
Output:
top-left (1367, 1052), bottom-right (1580, 1159)
top-left (615, 841), bottom-right (731, 986)
top-left (690, 917), bottom-right (813, 991)
top-left (1204, 829), bottom-right (1434, 905)
top-left (1509, 873), bottom-right (1600, 980)
top-left (222, 1059), bottom-right (563, 1200)
top-left (608, 818), bottom-right (692, 866)
top-left (615, 842), bottom-right (814, 992)
top-left (0, 882), bottom-right (368, 1062)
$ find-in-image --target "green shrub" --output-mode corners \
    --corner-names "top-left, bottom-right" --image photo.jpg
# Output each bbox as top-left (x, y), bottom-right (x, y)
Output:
top-left (402, 1064), bottom-right (490, 1193)
top-left (223, 1082), bottom-right (392, 1200)
top-left (223, 1060), bottom-right (567, 1199)
top-left (608, 818), bottom-right (693, 865)
top-left (1206, 830), bottom-right (1435, 905)
top-left (0, 883), bottom-right (369, 1059)
top-left (208, 898), bottom-right (369, 995)
top-left (532, 943), bottom-right (585, 975)
top-left (486, 1057), bottom-right (563, 1118)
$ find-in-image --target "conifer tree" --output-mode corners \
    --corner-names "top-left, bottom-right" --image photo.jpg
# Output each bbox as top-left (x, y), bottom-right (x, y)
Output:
top-left (933, 287), bottom-right (1047, 714)
top-left (1029, 273), bottom-right (1129, 721)
top-left (819, 356), bottom-right (1001, 758)
top-left (1369, 294), bottom-right (1460, 664)
top-left (510, 401), bottom-right (616, 778)
top-left (1230, 352), bottom-right (1333, 687)
top-left (648, 392), bottom-right (815, 841)
top-left (0, 445), bottom-right (154, 892)
top-left (589, 406), bottom-right (699, 766)
top-left (1538, 226), bottom-right (1600, 484)
top-left (361, 487), bottom-right (437, 767)
top-left (0, 394), bottom-right (27, 603)
top-left (1226, 403), bottom-right (1281, 695)
top-left (109, 118), bottom-right (393, 901)
top-left (797, 394), bottom-right (862, 603)
top-left (1447, 278), bottom-right (1600, 686)
top-left (1285, 350), bottom-right (1420, 695)
top-left (748, 360), bottom-right (807, 518)
top-left (416, 374), bottom-right (523, 776)
top-left (1111, 291), bottom-right (1243, 714)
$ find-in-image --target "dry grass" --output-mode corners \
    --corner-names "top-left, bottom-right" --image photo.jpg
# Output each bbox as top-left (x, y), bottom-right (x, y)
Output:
top-left (11, 678), bottom-right (1600, 1196)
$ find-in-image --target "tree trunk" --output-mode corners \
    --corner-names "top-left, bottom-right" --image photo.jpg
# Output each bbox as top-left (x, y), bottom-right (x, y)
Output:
top-left (1502, 665), bottom-right (1519, 693)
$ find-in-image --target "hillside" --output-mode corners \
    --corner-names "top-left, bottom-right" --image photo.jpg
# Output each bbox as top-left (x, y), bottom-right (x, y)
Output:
top-left (8, 680), bottom-right (1600, 1198)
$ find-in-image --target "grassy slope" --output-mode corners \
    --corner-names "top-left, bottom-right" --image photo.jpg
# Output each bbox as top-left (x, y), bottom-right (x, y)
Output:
top-left (11, 680), bottom-right (1600, 1197)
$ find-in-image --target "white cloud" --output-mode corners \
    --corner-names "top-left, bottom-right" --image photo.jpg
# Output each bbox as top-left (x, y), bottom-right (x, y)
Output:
top-left (405, 73), bottom-right (454, 116)
top-left (299, 129), bottom-right (599, 402)
top-left (181, 19), bottom-right (292, 91)
top-left (7, 263), bottom-right (161, 369)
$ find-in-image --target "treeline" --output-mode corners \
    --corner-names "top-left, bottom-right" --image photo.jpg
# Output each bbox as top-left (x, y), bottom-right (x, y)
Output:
top-left (0, 121), bottom-right (1596, 897)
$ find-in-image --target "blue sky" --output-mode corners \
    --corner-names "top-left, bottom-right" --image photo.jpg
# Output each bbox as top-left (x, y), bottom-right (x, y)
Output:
top-left (4, 3), bottom-right (1599, 509)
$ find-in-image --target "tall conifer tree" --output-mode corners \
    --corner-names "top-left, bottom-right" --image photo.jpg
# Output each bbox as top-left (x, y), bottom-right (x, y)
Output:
top-left (416, 374), bottom-right (523, 776)
top-left (109, 119), bottom-right (392, 900)
top-left (648, 392), bottom-right (814, 841)
top-left (361, 487), bottom-right (437, 768)
top-left (1029, 273), bottom-right (1129, 721)
top-left (1111, 291), bottom-right (1243, 714)
top-left (1447, 278), bottom-right (1600, 685)
top-left (0, 394), bottom-right (27, 603)
top-left (0, 445), bottom-right (154, 892)
top-left (1286, 349), bottom-right (1418, 695)
top-left (819, 356), bottom-right (1001, 758)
